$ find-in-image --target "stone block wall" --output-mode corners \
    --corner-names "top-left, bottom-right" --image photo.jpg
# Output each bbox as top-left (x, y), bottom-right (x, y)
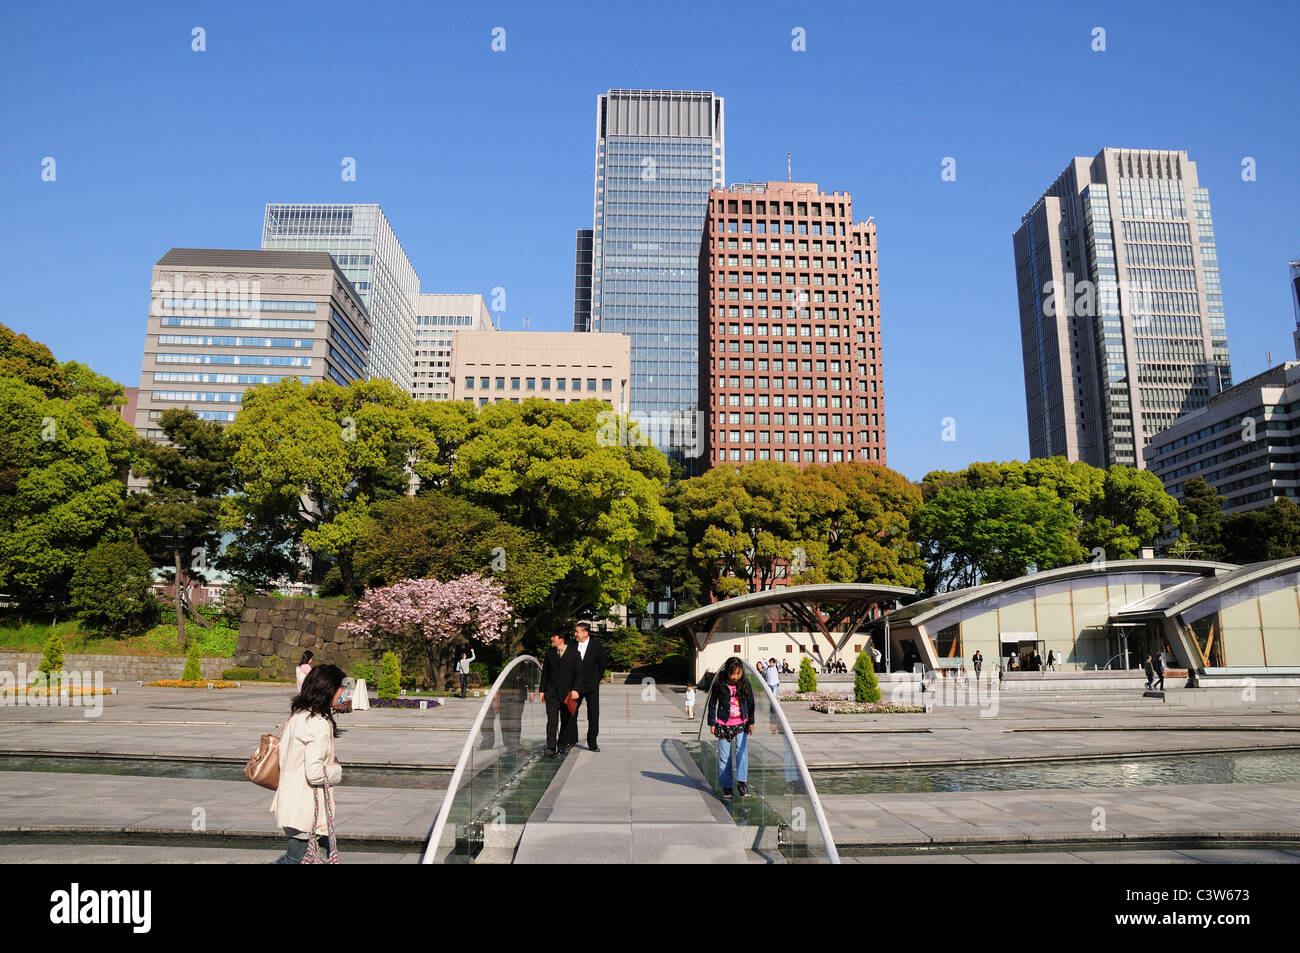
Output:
top-left (233, 596), bottom-right (370, 680)
top-left (0, 652), bottom-right (227, 682)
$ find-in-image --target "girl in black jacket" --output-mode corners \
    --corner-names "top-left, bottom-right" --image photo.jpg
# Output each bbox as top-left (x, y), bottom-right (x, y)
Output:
top-left (707, 656), bottom-right (755, 799)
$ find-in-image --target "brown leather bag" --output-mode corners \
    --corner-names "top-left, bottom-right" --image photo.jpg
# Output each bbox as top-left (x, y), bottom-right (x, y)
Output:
top-left (244, 717), bottom-right (287, 790)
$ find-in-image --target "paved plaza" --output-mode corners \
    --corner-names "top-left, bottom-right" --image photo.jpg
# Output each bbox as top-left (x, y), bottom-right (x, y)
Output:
top-left (1, 678), bottom-right (1298, 863)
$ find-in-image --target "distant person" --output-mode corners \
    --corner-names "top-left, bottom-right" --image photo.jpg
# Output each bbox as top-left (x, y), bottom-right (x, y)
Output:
top-left (782, 659), bottom-right (791, 674)
top-left (1046, 649), bottom-right (1056, 672)
top-left (456, 649), bottom-right (476, 698)
top-left (295, 651), bottom-right (314, 691)
top-left (1143, 654), bottom-right (1155, 691)
top-left (684, 684), bottom-right (696, 720)
top-left (1029, 649), bottom-right (1042, 672)
top-left (765, 657), bottom-right (781, 695)
top-left (972, 650), bottom-right (983, 679)
top-left (1153, 653), bottom-right (1165, 691)
top-left (272, 663), bottom-right (345, 864)
top-left (708, 656), bottom-right (755, 799)
top-left (871, 643), bottom-right (882, 667)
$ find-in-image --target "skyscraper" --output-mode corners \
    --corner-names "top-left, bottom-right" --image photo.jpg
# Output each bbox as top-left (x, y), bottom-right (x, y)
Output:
top-left (1013, 149), bottom-right (1231, 469)
top-left (412, 293), bottom-right (495, 401)
top-left (702, 181), bottom-right (885, 467)
top-left (581, 89), bottom-right (724, 468)
top-left (262, 204), bottom-right (419, 393)
top-left (1290, 256), bottom-right (1300, 359)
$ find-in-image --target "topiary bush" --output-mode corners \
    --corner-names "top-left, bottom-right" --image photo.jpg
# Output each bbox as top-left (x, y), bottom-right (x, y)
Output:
top-left (222, 667), bottom-right (258, 681)
top-left (181, 641), bottom-right (202, 681)
top-left (36, 634), bottom-right (65, 688)
top-left (798, 656), bottom-right (818, 693)
top-left (378, 651), bottom-right (401, 699)
top-left (853, 650), bottom-right (881, 703)
top-left (69, 541), bottom-right (162, 635)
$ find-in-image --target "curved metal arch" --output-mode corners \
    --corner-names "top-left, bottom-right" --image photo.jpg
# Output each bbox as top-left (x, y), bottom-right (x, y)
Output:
top-left (420, 654), bottom-right (541, 865)
top-left (698, 658), bottom-right (840, 864)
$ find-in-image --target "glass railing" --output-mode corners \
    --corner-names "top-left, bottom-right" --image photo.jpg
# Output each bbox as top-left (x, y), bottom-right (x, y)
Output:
top-left (421, 655), bottom-right (560, 864)
top-left (692, 659), bottom-right (840, 863)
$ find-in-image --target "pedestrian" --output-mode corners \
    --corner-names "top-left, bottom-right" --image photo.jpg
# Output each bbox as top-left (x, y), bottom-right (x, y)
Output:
top-left (571, 622), bottom-right (608, 752)
top-left (1030, 649), bottom-right (1042, 672)
top-left (1046, 649), bottom-right (1056, 672)
top-left (765, 656), bottom-right (781, 696)
top-left (540, 632), bottom-right (580, 757)
top-left (1153, 652), bottom-right (1165, 691)
top-left (295, 650), bottom-right (314, 692)
top-left (972, 649), bottom-right (983, 679)
top-left (684, 683), bottom-right (696, 720)
top-left (1143, 654), bottom-right (1155, 690)
top-left (271, 663), bottom-right (345, 864)
top-left (707, 656), bottom-right (755, 800)
top-left (871, 643), bottom-right (882, 667)
top-left (456, 649), bottom-right (476, 698)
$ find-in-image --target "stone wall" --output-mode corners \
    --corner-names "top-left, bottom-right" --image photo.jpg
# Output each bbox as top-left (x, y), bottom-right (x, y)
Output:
top-left (233, 596), bottom-right (367, 679)
top-left (0, 652), bottom-right (227, 682)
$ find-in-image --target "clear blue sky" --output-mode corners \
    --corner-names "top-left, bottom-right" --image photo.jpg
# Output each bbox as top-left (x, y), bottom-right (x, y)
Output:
top-left (3, 0), bottom-right (1296, 481)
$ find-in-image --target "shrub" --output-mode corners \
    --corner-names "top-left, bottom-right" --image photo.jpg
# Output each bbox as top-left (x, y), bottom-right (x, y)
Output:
top-left (853, 650), bottom-right (881, 703)
top-left (181, 641), bottom-right (202, 681)
top-left (222, 667), bottom-right (258, 681)
top-left (352, 662), bottom-right (376, 682)
top-left (36, 634), bottom-right (65, 687)
top-left (797, 656), bottom-right (817, 693)
top-left (69, 541), bottom-right (161, 635)
top-left (378, 651), bottom-right (401, 699)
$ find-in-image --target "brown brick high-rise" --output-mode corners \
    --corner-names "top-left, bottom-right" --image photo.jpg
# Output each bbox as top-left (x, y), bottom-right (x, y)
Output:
top-left (701, 182), bottom-right (884, 468)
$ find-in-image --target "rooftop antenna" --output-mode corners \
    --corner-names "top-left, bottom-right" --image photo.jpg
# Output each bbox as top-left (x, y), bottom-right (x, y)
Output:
top-left (787, 152), bottom-right (791, 181)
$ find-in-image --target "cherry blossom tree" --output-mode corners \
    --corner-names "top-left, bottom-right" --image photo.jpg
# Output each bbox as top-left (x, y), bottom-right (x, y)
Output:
top-left (340, 573), bottom-right (513, 690)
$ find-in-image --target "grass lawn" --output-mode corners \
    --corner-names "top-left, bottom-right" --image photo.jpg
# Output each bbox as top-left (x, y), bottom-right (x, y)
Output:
top-left (0, 618), bottom-right (239, 658)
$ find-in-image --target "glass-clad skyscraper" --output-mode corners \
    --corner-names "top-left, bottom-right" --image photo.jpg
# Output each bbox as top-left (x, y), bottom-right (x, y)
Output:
top-left (1014, 149), bottom-right (1231, 469)
top-left (582, 90), bottom-right (724, 469)
top-left (262, 204), bottom-right (419, 393)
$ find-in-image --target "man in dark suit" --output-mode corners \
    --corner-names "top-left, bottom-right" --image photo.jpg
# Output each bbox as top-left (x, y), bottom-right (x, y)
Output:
top-left (571, 622), bottom-right (608, 752)
top-left (540, 632), bottom-right (580, 756)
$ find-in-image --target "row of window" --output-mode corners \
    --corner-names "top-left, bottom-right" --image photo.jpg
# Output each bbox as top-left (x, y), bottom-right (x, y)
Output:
top-left (716, 448), bottom-right (882, 462)
top-left (464, 376), bottom-right (614, 392)
top-left (158, 334), bottom-right (314, 348)
top-left (158, 298), bottom-right (318, 312)
top-left (715, 431), bottom-right (881, 445)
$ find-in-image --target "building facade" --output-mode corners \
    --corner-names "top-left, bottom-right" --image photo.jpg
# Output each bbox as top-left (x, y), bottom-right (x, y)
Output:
top-left (135, 248), bottom-right (371, 438)
top-left (262, 204), bottom-right (419, 393)
top-left (412, 294), bottom-right (495, 401)
top-left (573, 229), bottom-right (593, 331)
top-left (581, 89), bottom-right (724, 468)
top-left (1014, 149), bottom-right (1231, 469)
top-left (1291, 257), bottom-right (1300, 359)
top-left (701, 181), bottom-right (885, 467)
top-left (449, 330), bottom-right (631, 413)
top-left (1145, 361), bottom-right (1300, 513)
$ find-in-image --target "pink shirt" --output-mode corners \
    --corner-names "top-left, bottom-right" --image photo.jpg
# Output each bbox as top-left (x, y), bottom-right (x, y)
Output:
top-left (718, 684), bottom-right (745, 726)
top-left (296, 663), bottom-right (311, 691)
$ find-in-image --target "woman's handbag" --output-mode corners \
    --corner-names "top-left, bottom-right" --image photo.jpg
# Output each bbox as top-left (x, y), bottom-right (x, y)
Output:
top-left (243, 718), bottom-right (287, 790)
top-left (302, 780), bottom-right (340, 864)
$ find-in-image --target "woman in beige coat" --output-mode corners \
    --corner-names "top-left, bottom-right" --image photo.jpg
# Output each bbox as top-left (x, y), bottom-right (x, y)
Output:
top-left (272, 663), bottom-right (345, 863)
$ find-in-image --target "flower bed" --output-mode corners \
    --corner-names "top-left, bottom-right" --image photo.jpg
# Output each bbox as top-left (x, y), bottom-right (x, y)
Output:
top-left (809, 701), bottom-right (925, 714)
top-left (146, 679), bottom-right (240, 689)
top-left (778, 691), bottom-right (851, 702)
top-left (366, 697), bottom-right (442, 709)
top-left (1, 686), bottom-right (114, 699)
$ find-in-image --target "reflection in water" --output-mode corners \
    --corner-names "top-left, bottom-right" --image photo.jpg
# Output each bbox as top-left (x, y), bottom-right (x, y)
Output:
top-left (814, 749), bottom-right (1300, 795)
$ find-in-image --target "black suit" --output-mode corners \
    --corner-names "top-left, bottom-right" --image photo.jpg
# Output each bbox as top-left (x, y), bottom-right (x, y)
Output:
top-left (540, 641), bottom-right (580, 751)
top-left (572, 637), bottom-right (608, 748)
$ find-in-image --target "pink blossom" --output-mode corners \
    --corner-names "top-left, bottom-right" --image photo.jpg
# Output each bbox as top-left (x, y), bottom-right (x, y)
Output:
top-left (339, 574), bottom-right (513, 645)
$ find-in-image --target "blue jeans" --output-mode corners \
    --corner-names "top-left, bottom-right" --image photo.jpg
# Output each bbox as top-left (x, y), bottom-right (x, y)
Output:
top-left (717, 729), bottom-right (749, 788)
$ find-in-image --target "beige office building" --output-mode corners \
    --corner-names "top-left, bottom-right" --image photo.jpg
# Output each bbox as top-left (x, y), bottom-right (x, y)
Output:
top-left (413, 294), bottom-right (495, 401)
top-left (450, 331), bottom-right (631, 412)
top-left (135, 248), bottom-right (371, 438)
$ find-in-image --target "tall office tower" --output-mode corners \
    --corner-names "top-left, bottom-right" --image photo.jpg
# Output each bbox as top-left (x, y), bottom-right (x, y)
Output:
top-left (1014, 149), bottom-right (1232, 469)
top-left (1290, 257), bottom-right (1300, 359)
top-left (135, 248), bottom-right (370, 438)
top-left (573, 229), bottom-right (593, 331)
top-left (702, 182), bottom-right (885, 468)
top-left (412, 293), bottom-right (495, 401)
top-left (262, 204), bottom-right (419, 393)
top-left (583, 89), bottom-right (724, 469)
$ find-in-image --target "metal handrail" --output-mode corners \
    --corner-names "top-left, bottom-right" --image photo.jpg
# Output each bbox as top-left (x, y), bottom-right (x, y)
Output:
top-left (698, 659), bottom-right (840, 864)
top-left (420, 654), bottom-right (541, 865)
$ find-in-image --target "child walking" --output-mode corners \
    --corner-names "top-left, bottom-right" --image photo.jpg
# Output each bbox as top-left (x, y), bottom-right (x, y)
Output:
top-left (707, 656), bottom-right (755, 799)
top-left (684, 684), bottom-right (696, 719)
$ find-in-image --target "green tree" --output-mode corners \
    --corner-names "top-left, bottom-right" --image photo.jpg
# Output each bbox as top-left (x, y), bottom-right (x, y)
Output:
top-left (37, 634), bottom-right (65, 687)
top-left (69, 541), bottom-right (160, 635)
top-left (378, 651), bottom-right (401, 699)
top-left (219, 377), bottom-right (419, 591)
top-left (1223, 497), bottom-right (1300, 563)
top-left (797, 656), bottom-right (817, 693)
top-left (182, 641), bottom-right (202, 681)
top-left (127, 408), bottom-right (232, 645)
top-left (1178, 477), bottom-right (1227, 561)
top-left (853, 650), bottom-right (881, 703)
top-left (0, 328), bottom-right (135, 608)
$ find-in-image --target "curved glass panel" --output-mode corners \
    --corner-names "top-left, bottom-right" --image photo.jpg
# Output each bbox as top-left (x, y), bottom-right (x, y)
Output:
top-left (421, 655), bottom-right (557, 864)
top-left (692, 659), bottom-right (839, 863)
